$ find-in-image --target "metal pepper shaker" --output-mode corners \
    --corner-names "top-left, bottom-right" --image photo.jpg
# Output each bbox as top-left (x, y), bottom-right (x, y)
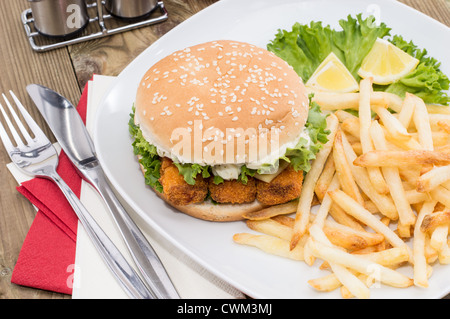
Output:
top-left (28, 0), bottom-right (89, 37)
top-left (104, 0), bottom-right (158, 19)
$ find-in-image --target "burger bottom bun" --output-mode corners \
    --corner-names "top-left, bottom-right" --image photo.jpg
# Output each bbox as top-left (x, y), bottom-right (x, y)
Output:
top-left (154, 189), bottom-right (266, 222)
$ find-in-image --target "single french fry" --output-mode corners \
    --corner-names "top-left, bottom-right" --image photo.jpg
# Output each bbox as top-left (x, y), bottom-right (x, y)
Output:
top-left (428, 114), bottom-right (450, 130)
top-left (233, 233), bottom-right (304, 261)
top-left (308, 273), bottom-right (342, 292)
top-left (405, 189), bottom-right (430, 204)
top-left (410, 131), bottom-right (450, 148)
top-left (430, 186), bottom-right (450, 208)
top-left (246, 219), bottom-right (292, 241)
top-left (416, 165), bottom-right (450, 193)
top-left (399, 166), bottom-right (422, 185)
top-left (333, 130), bottom-right (364, 205)
top-left (370, 121), bottom-right (416, 226)
top-left (398, 93), bottom-right (416, 129)
top-left (359, 78), bottom-right (389, 194)
top-left (397, 222), bottom-right (412, 238)
top-left (354, 150), bottom-right (450, 167)
top-left (351, 142), bottom-right (363, 156)
top-left (425, 235), bottom-right (439, 264)
top-left (427, 104), bottom-right (450, 114)
top-left (430, 225), bottom-right (448, 252)
top-left (334, 109), bottom-right (358, 122)
top-left (413, 201), bottom-right (437, 288)
top-left (311, 92), bottom-right (401, 112)
top-left (323, 221), bottom-right (385, 250)
top-left (411, 94), bottom-right (434, 151)
top-left (291, 114), bottom-right (339, 250)
top-left (329, 205), bottom-right (366, 231)
top-left (420, 210), bottom-right (450, 232)
top-left (308, 239), bottom-right (413, 288)
top-left (353, 246), bottom-right (410, 267)
top-left (330, 262), bottom-right (370, 299)
top-left (341, 117), bottom-right (360, 139)
top-left (314, 155), bottom-right (336, 201)
top-left (243, 200), bottom-right (298, 220)
top-left (312, 174), bottom-right (340, 228)
top-left (438, 241), bottom-right (450, 264)
top-left (437, 120), bottom-right (450, 134)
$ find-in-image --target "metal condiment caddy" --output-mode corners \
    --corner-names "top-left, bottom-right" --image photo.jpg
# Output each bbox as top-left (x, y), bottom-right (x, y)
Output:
top-left (21, 0), bottom-right (168, 52)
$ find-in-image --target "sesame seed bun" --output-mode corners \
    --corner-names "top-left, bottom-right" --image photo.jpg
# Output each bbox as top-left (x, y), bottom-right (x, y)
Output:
top-left (135, 40), bottom-right (309, 166)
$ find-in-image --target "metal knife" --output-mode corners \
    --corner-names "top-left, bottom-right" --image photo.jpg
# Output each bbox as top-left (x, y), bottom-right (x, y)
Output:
top-left (27, 84), bottom-right (179, 299)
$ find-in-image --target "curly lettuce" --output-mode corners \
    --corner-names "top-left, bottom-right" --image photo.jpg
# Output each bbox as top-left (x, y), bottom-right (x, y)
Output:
top-left (281, 98), bottom-right (330, 173)
top-left (267, 14), bottom-right (390, 82)
top-left (128, 107), bottom-right (163, 193)
top-left (267, 14), bottom-right (449, 106)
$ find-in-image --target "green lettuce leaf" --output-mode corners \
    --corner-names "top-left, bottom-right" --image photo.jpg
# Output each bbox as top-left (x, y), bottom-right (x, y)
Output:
top-left (282, 98), bottom-right (330, 173)
top-left (173, 163), bottom-right (211, 185)
top-left (239, 165), bottom-right (257, 184)
top-left (128, 107), bottom-right (163, 193)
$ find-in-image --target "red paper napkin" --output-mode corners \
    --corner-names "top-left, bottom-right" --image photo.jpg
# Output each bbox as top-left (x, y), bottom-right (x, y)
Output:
top-left (11, 84), bottom-right (89, 295)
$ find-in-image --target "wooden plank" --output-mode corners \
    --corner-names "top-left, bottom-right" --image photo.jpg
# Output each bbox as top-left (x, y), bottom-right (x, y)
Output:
top-left (0, 0), bottom-right (79, 299)
top-left (399, 0), bottom-right (450, 26)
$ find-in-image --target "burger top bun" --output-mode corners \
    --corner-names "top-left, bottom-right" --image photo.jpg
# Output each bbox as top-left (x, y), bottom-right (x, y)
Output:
top-left (134, 40), bottom-right (309, 167)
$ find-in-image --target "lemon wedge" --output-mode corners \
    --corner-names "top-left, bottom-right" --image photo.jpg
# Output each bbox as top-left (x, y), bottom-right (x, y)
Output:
top-left (358, 38), bottom-right (419, 85)
top-left (306, 52), bottom-right (359, 93)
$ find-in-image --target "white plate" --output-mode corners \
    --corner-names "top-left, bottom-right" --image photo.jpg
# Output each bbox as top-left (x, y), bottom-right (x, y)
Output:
top-left (93, 0), bottom-right (450, 298)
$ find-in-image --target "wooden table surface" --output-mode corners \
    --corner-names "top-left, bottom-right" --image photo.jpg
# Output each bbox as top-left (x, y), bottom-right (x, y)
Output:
top-left (0, 0), bottom-right (449, 299)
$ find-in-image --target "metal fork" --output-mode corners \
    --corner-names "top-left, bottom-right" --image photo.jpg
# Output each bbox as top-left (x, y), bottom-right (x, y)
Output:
top-left (0, 91), bottom-right (155, 299)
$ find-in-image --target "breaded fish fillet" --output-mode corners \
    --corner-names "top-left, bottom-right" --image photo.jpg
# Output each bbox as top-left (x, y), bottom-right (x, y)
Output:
top-left (159, 158), bottom-right (208, 205)
top-left (256, 166), bottom-right (303, 206)
top-left (208, 178), bottom-right (257, 204)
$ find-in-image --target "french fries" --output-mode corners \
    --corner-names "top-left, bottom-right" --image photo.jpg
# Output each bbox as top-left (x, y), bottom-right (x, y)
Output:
top-left (232, 82), bottom-right (450, 299)
top-left (328, 190), bottom-right (409, 253)
top-left (333, 130), bottom-right (364, 205)
top-left (307, 239), bottom-right (413, 288)
top-left (370, 121), bottom-right (416, 228)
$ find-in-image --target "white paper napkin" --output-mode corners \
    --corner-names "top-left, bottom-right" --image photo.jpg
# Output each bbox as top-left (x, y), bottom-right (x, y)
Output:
top-left (7, 74), bottom-right (245, 299)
